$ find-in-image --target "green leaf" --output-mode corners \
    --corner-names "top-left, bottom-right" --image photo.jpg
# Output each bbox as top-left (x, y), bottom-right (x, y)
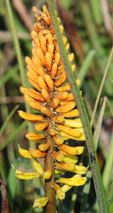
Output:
top-left (94, 97), bottom-right (107, 149)
top-left (47, 1), bottom-right (108, 212)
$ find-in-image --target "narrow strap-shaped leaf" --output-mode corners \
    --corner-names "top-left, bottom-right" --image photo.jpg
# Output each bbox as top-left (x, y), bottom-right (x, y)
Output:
top-left (47, 1), bottom-right (108, 212)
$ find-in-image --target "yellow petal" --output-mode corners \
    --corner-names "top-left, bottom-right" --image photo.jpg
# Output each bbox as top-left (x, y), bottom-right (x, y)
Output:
top-left (33, 197), bottom-right (49, 208)
top-left (32, 159), bottom-right (44, 174)
top-left (18, 145), bottom-right (32, 158)
top-left (57, 175), bottom-right (87, 186)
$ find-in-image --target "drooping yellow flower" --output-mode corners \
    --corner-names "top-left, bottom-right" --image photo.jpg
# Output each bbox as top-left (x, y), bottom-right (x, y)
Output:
top-left (15, 4), bottom-right (87, 209)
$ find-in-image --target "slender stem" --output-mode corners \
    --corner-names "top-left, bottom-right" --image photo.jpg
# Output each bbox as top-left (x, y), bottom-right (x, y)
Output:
top-left (47, 1), bottom-right (108, 212)
top-left (45, 130), bottom-right (56, 213)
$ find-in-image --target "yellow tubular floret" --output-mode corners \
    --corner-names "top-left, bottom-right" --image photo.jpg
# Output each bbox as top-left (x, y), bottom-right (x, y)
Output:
top-left (64, 118), bottom-right (83, 128)
top-left (29, 148), bottom-right (46, 158)
top-left (56, 102), bottom-right (76, 113)
top-left (39, 143), bottom-right (50, 151)
top-left (18, 145), bottom-right (32, 158)
top-left (56, 163), bottom-right (87, 174)
top-left (63, 109), bottom-right (79, 118)
top-left (18, 111), bottom-right (43, 122)
top-left (59, 131), bottom-right (85, 141)
top-left (44, 74), bottom-right (54, 91)
top-left (32, 159), bottom-right (44, 174)
top-left (57, 175), bottom-right (87, 186)
top-left (41, 89), bottom-right (50, 102)
top-left (26, 133), bottom-right (45, 142)
top-left (16, 170), bottom-right (40, 180)
top-left (57, 125), bottom-right (82, 138)
top-left (35, 121), bottom-right (48, 131)
top-left (58, 144), bottom-right (84, 155)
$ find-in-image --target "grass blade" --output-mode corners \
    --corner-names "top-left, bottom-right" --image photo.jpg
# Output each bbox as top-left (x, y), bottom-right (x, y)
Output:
top-left (94, 97), bottom-right (107, 149)
top-left (47, 1), bottom-right (108, 212)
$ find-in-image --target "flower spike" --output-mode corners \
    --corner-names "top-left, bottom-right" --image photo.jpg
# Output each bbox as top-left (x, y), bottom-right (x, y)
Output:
top-left (15, 4), bottom-right (87, 210)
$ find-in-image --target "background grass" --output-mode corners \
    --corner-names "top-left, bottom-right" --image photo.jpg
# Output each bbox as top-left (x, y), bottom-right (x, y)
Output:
top-left (0, 0), bottom-right (113, 212)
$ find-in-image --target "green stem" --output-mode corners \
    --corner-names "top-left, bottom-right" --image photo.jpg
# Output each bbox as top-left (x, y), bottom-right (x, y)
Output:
top-left (47, 1), bottom-right (108, 212)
